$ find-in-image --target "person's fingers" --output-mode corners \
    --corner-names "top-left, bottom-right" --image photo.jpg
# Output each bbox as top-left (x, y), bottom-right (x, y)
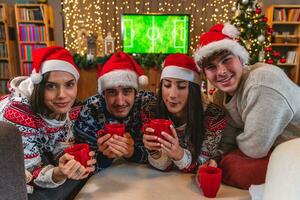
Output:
top-left (60, 153), bottom-right (74, 164)
top-left (157, 137), bottom-right (173, 150)
top-left (208, 159), bottom-right (218, 167)
top-left (108, 142), bottom-right (128, 155)
top-left (88, 151), bottom-right (95, 157)
top-left (160, 131), bottom-right (176, 145)
top-left (87, 157), bottom-right (97, 166)
top-left (98, 134), bottom-right (111, 145)
top-left (144, 127), bottom-right (154, 134)
top-left (108, 145), bottom-right (124, 157)
top-left (170, 125), bottom-right (178, 139)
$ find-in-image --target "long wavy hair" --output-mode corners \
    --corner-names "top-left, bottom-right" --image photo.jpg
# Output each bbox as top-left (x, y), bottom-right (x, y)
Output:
top-left (156, 81), bottom-right (205, 161)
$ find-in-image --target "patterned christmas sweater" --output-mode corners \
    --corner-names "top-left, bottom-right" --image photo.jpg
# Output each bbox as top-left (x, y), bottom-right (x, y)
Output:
top-left (148, 103), bottom-right (227, 173)
top-left (0, 77), bottom-right (82, 188)
top-left (74, 91), bottom-right (157, 172)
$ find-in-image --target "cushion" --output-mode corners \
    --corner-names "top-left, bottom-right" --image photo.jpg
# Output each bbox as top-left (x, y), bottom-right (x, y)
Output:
top-left (219, 149), bottom-right (271, 189)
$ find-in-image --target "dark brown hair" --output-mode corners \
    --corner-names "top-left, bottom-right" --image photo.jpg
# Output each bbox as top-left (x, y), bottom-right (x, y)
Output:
top-left (30, 72), bottom-right (50, 115)
top-left (198, 49), bottom-right (232, 69)
top-left (156, 81), bottom-right (205, 161)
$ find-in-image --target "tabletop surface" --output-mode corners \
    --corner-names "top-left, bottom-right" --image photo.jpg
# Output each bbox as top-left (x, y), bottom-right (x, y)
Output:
top-left (75, 160), bottom-right (250, 200)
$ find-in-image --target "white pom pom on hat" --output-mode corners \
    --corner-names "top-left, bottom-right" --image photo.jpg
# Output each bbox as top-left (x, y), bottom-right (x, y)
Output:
top-left (30, 46), bottom-right (80, 84)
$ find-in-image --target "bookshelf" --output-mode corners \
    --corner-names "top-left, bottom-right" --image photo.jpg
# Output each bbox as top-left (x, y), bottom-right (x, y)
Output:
top-left (15, 4), bottom-right (55, 76)
top-left (0, 4), bottom-right (17, 95)
top-left (266, 5), bottom-right (300, 84)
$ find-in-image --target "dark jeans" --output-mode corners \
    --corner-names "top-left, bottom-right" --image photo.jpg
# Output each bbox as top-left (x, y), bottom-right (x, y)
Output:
top-left (28, 179), bottom-right (88, 200)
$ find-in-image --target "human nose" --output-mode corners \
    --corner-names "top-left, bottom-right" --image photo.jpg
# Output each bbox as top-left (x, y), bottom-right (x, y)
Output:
top-left (168, 85), bottom-right (177, 98)
top-left (216, 64), bottom-right (227, 75)
top-left (57, 87), bottom-right (66, 98)
top-left (115, 91), bottom-right (125, 104)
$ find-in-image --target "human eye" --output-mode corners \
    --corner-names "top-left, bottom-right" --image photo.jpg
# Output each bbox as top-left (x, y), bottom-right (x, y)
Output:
top-left (65, 80), bottom-right (75, 88)
top-left (178, 82), bottom-right (188, 90)
top-left (123, 88), bottom-right (134, 96)
top-left (105, 89), bottom-right (117, 96)
top-left (204, 64), bottom-right (216, 71)
top-left (45, 82), bottom-right (57, 90)
top-left (222, 56), bottom-right (233, 64)
top-left (162, 80), bottom-right (171, 88)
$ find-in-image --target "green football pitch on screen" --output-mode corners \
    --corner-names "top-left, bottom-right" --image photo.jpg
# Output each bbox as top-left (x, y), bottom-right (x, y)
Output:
top-left (122, 15), bottom-right (189, 54)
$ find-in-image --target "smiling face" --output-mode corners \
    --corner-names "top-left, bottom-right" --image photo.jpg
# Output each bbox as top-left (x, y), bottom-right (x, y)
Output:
top-left (161, 78), bottom-right (189, 118)
top-left (43, 71), bottom-right (78, 116)
top-left (103, 86), bottom-right (136, 118)
top-left (203, 51), bottom-right (243, 96)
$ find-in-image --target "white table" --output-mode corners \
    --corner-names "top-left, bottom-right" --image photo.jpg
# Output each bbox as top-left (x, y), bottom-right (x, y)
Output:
top-left (75, 160), bottom-right (250, 200)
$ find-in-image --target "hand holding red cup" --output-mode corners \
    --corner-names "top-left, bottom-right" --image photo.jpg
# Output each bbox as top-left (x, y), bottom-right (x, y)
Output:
top-left (98, 123), bottom-right (126, 137)
top-left (64, 143), bottom-right (90, 168)
top-left (143, 119), bottom-right (172, 139)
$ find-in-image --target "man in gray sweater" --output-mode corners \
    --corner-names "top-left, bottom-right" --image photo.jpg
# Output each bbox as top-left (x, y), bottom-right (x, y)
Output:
top-left (194, 22), bottom-right (300, 189)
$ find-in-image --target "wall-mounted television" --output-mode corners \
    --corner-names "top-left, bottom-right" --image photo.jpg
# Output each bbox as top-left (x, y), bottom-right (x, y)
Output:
top-left (121, 14), bottom-right (189, 54)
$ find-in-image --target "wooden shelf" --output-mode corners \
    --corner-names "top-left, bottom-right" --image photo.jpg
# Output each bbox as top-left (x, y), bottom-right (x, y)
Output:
top-left (15, 4), bottom-right (55, 76)
top-left (266, 5), bottom-right (300, 85)
top-left (0, 4), bottom-right (17, 95)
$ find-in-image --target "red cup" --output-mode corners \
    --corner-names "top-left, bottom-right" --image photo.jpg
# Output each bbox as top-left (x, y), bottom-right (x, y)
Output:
top-left (198, 166), bottom-right (222, 198)
top-left (143, 119), bottom-right (172, 138)
top-left (64, 143), bottom-right (90, 167)
top-left (98, 123), bottom-right (125, 137)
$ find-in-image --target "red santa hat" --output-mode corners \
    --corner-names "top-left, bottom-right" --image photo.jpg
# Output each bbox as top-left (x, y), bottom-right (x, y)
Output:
top-left (31, 46), bottom-right (80, 84)
top-left (98, 51), bottom-right (148, 94)
top-left (194, 22), bottom-right (249, 67)
top-left (161, 53), bottom-right (201, 85)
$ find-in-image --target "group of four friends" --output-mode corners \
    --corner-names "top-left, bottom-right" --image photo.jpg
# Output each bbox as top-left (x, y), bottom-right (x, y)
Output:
top-left (0, 22), bottom-right (300, 197)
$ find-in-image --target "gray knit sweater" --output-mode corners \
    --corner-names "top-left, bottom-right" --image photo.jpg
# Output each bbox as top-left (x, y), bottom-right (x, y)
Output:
top-left (220, 63), bottom-right (300, 158)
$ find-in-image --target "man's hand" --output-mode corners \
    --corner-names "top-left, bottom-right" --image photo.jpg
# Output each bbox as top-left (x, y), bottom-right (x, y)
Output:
top-left (107, 133), bottom-right (135, 158)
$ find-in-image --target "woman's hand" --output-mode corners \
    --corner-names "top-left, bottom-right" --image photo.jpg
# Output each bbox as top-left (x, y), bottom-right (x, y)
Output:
top-left (142, 127), bottom-right (161, 151)
top-left (158, 125), bottom-right (184, 161)
top-left (53, 151), bottom-right (96, 182)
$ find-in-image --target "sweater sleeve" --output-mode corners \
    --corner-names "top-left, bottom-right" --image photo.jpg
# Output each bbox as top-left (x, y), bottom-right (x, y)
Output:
top-left (237, 85), bottom-right (294, 158)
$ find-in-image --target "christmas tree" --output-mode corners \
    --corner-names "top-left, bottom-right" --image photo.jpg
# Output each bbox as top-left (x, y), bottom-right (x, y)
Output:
top-left (231, 0), bottom-right (280, 65)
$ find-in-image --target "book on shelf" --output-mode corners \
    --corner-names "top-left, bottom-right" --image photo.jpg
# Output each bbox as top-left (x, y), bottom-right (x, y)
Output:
top-left (286, 51), bottom-right (298, 64)
top-left (0, 80), bottom-right (9, 94)
top-left (0, 62), bottom-right (8, 77)
top-left (0, 43), bottom-right (7, 57)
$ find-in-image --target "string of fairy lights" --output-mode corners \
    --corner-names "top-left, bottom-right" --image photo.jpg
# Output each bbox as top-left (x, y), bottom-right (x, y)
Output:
top-left (62, 0), bottom-right (235, 55)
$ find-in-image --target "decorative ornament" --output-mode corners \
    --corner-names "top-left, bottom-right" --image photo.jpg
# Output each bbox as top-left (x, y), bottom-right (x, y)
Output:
top-left (246, 7), bottom-right (253, 13)
top-left (267, 27), bottom-right (273, 34)
top-left (247, 23), bottom-right (253, 28)
top-left (265, 47), bottom-right (272, 52)
top-left (262, 17), bottom-right (268, 22)
top-left (255, 8), bottom-right (262, 14)
top-left (267, 58), bottom-right (273, 64)
top-left (231, 6), bottom-right (237, 12)
top-left (87, 33), bottom-right (97, 58)
top-left (257, 34), bottom-right (265, 42)
top-left (280, 56), bottom-right (287, 63)
top-left (104, 32), bottom-right (115, 55)
top-left (241, 0), bottom-right (249, 5)
top-left (240, 28), bottom-right (245, 33)
top-left (236, 21), bottom-right (241, 26)
top-left (273, 51), bottom-right (280, 58)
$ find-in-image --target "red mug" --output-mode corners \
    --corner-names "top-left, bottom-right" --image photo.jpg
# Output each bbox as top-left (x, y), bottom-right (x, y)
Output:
top-left (64, 143), bottom-right (90, 168)
top-left (98, 123), bottom-right (126, 137)
top-left (143, 119), bottom-right (172, 138)
top-left (198, 166), bottom-right (222, 198)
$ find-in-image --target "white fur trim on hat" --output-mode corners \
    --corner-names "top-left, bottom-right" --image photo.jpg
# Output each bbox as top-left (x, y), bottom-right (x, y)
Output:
top-left (160, 66), bottom-right (201, 85)
top-left (98, 70), bottom-right (138, 94)
top-left (41, 60), bottom-right (80, 80)
top-left (194, 39), bottom-right (249, 66)
top-left (222, 22), bottom-right (240, 39)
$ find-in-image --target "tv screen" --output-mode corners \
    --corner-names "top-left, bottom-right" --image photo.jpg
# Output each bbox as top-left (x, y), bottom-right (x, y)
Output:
top-left (121, 14), bottom-right (189, 54)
